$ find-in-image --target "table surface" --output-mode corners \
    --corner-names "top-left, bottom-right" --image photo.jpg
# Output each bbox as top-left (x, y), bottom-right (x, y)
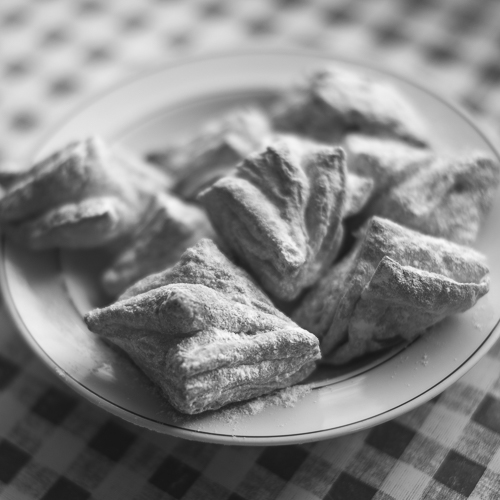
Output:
top-left (2, 0), bottom-right (500, 499)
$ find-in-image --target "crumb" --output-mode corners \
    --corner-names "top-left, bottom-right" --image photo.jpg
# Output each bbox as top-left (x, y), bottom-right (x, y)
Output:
top-left (214, 385), bottom-right (312, 424)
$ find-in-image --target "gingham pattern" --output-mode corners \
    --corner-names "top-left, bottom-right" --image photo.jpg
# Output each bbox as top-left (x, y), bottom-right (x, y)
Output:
top-left (2, 1), bottom-right (500, 499)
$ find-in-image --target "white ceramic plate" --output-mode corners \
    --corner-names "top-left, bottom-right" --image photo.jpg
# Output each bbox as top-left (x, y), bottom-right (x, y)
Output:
top-left (2, 50), bottom-right (500, 445)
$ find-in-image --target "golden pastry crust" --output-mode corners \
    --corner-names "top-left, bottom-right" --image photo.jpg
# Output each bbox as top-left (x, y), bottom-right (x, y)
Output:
top-left (272, 67), bottom-right (430, 147)
top-left (293, 216), bottom-right (489, 362)
top-left (85, 240), bottom-right (320, 414)
top-left (199, 135), bottom-right (347, 301)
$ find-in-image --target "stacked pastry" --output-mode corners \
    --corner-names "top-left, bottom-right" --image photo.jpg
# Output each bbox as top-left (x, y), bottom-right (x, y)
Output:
top-left (1, 66), bottom-right (498, 414)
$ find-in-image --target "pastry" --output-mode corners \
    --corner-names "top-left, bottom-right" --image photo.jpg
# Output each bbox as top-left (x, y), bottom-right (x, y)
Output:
top-left (147, 108), bottom-right (272, 200)
top-left (271, 67), bottom-right (430, 147)
top-left (0, 137), bottom-right (171, 249)
top-left (293, 216), bottom-right (489, 363)
top-left (199, 135), bottom-right (347, 301)
top-left (345, 135), bottom-right (500, 243)
top-left (85, 239), bottom-right (320, 414)
top-left (344, 134), bottom-right (432, 201)
top-left (344, 172), bottom-right (374, 218)
top-left (368, 153), bottom-right (500, 244)
top-left (331, 256), bottom-right (488, 364)
top-left (101, 194), bottom-right (214, 296)
top-left (119, 238), bottom-right (283, 319)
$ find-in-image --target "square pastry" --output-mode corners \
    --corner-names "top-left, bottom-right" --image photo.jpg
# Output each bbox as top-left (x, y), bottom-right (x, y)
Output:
top-left (85, 240), bottom-right (320, 414)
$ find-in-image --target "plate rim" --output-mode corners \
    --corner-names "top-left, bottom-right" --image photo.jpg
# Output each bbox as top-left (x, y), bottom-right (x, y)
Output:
top-left (2, 48), bottom-right (500, 445)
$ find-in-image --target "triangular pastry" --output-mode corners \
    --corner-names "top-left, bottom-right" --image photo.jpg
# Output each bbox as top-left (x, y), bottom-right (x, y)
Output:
top-left (272, 67), bottom-right (430, 147)
top-left (293, 217), bottom-right (489, 363)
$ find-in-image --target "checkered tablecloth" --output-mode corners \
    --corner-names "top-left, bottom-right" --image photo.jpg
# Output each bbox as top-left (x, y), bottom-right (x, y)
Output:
top-left (2, 0), bottom-right (500, 499)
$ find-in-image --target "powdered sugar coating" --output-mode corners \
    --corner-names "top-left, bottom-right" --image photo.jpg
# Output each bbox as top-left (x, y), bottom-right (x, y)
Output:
top-left (200, 135), bottom-right (347, 301)
top-left (86, 240), bottom-right (320, 414)
top-left (102, 194), bottom-right (214, 296)
top-left (0, 137), bottom-right (171, 249)
top-left (147, 108), bottom-right (272, 200)
top-left (272, 67), bottom-right (430, 147)
top-left (293, 217), bottom-right (489, 361)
